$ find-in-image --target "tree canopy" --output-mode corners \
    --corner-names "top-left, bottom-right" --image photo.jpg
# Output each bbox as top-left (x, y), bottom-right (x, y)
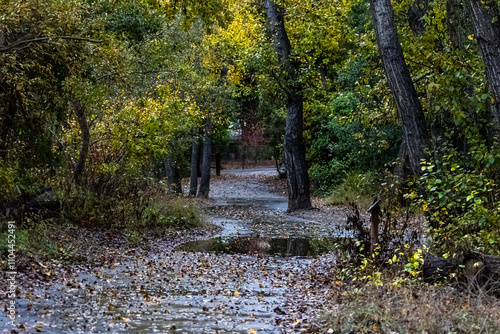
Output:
top-left (2, 0), bottom-right (500, 254)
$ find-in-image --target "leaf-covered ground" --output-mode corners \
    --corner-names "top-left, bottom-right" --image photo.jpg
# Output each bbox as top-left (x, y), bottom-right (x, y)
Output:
top-left (2, 168), bottom-right (350, 333)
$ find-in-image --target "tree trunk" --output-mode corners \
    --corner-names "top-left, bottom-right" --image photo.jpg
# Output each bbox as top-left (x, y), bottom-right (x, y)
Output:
top-left (71, 98), bottom-right (90, 185)
top-left (370, 0), bottom-right (429, 174)
top-left (242, 145), bottom-right (246, 169)
top-left (423, 253), bottom-right (500, 286)
top-left (0, 89), bottom-right (16, 159)
top-left (447, 0), bottom-right (466, 50)
top-left (315, 58), bottom-right (328, 88)
top-left (265, 0), bottom-right (311, 212)
top-left (407, 0), bottom-right (428, 35)
top-left (197, 119), bottom-right (212, 198)
top-left (165, 157), bottom-right (182, 194)
top-left (215, 151), bottom-right (221, 176)
top-left (189, 136), bottom-right (199, 196)
top-left (466, 0), bottom-right (500, 142)
top-left (284, 95), bottom-right (311, 211)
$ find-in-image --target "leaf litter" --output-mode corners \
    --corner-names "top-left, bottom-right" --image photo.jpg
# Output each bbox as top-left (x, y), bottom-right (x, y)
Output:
top-left (2, 167), bottom-right (349, 333)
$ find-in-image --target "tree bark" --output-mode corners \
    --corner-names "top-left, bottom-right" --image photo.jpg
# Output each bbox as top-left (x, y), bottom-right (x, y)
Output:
top-left (0, 88), bottom-right (16, 159)
top-left (407, 0), bottom-right (428, 35)
top-left (215, 151), bottom-right (221, 176)
top-left (265, 0), bottom-right (311, 212)
top-left (466, 0), bottom-right (500, 141)
top-left (189, 136), bottom-right (200, 196)
top-left (71, 98), bottom-right (90, 185)
top-left (197, 119), bottom-right (212, 198)
top-left (447, 0), bottom-right (466, 50)
top-left (423, 253), bottom-right (500, 285)
top-left (165, 157), bottom-right (182, 194)
top-left (370, 0), bottom-right (429, 174)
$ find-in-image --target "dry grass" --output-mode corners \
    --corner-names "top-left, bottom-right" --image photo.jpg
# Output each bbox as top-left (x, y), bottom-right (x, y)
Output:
top-left (318, 276), bottom-right (500, 334)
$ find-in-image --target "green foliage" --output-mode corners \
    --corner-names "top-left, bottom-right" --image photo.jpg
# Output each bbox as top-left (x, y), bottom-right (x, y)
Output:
top-left (141, 197), bottom-right (205, 229)
top-left (106, 1), bottom-right (163, 43)
top-left (413, 143), bottom-right (500, 255)
top-left (0, 229), bottom-right (28, 253)
top-left (2, 0), bottom-right (500, 263)
top-left (308, 93), bottom-right (401, 193)
top-left (328, 171), bottom-right (377, 208)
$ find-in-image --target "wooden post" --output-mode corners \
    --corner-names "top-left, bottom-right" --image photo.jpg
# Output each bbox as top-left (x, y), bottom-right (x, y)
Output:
top-left (368, 200), bottom-right (381, 261)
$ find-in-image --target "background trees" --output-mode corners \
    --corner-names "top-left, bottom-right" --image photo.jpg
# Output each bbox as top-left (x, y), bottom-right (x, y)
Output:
top-left (2, 0), bottom-right (500, 254)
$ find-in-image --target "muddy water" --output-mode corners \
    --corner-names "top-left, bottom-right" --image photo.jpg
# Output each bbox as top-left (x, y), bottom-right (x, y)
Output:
top-left (177, 237), bottom-right (340, 258)
top-left (3, 168), bottom-right (344, 333)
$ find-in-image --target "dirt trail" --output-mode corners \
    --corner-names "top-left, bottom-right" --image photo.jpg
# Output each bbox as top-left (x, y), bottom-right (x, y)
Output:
top-left (2, 168), bottom-right (348, 333)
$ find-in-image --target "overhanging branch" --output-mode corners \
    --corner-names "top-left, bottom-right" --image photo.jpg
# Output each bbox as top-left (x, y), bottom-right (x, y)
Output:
top-left (0, 36), bottom-right (103, 53)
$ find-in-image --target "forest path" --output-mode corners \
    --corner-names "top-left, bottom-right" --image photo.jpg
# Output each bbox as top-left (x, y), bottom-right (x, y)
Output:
top-left (2, 168), bottom-right (349, 333)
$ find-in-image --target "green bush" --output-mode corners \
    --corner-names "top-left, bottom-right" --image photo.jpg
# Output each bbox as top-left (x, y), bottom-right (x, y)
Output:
top-left (307, 91), bottom-right (402, 194)
top-left (308, 116), bottom-right (401, 193)
top-left (411, 142), bottom-right (500, 255)
top-left (328, 171), bottom-right (377, 209)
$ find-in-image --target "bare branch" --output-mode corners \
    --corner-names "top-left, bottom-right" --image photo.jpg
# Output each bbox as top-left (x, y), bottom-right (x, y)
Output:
top-left (0, 36), bottom-right (103, 53)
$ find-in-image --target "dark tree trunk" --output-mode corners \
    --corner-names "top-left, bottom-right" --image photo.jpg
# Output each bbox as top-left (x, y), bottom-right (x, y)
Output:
top-left (391, 141), bottom-right (409, 199)
top-left (197, 137), bottom-right (202, 177)
top-left (71, 98), bottom-right (90, 185)
top-left (242, 145), bottom-right (246, 169)
top-left (165, 157), bottom-right (182, 194)
top-left (0, 89), bottom-right (16, 159)
top-left (315, 58), bottom-right (328, 88)
top-left (265, 0), bottom-right (311, 212)
top-left (215, 151), bottom-right (221, 176)
top-left (370, 0), bottom-right (429, 175)
top-left (447, 0), bottom-right (466, 50)
top-left (407, 0), bottom-right (428, 35)
top-left (284, 96), bottom-right (311, 211)
top-left (466, 0), bottom-right (500, 141)
top-left (423, 253), bottom-right (500, 286)
top-left (189, 136), bottom-right (200, 196)
top-left (197, 119), bottom-right (212, 198)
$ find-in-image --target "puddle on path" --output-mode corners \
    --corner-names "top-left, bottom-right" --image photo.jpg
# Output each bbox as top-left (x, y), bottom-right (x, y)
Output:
top-left (176, 236), bottom-right (341, 258)
top-left (4, 168), bottom-right (345, 334)
top-left (212, 198), bottom-right (288, 212)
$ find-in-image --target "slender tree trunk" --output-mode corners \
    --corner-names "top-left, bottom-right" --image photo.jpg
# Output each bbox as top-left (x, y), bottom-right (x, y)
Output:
top-left (284, 94), bottom-right (311, 211)
top-left (71, 98), bottom-right (90, 185)
top-left (242, 144), bottom-right (246, 169)
top-left (265, 0), bottom-right (311, 212)
top-left (197, 137), bottom-right (202, 177)
top-left (466, 0), bottom-right (500, 141)
top-left (0, 89), bottom-right (16, 159)
top-left (189, 136), bottom-right (200, 196)
top-left (315, 58), bottom-right (328, 88)
top-left (165, 157), bottom-right (182, 194)
top-left (215, 151), bottom-right (221, 176)
top-left (370, 0), bottom-right (429, 174)
top-left (407, 0), bottom-right (428, 35)
top-left (197, 119), bottom-right (212, 198)
top-left (447, 0), bottom-right (466, 50)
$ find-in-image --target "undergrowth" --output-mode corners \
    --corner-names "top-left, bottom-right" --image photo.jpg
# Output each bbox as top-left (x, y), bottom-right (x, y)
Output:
top-left (316, 203), bottom-right (500, 334)
top-left (0, 178), bottom-right (208, 262)
top-left (327, 171), bottom-right (378, 209)
top-left (321, 276), bottom-right (500, 334)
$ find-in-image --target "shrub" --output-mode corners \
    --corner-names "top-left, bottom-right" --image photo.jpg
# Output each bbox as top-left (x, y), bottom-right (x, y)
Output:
top-left (328, 171), bottom-right (377, 209)
top-left (412, 143), bottom-right (500, 255)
